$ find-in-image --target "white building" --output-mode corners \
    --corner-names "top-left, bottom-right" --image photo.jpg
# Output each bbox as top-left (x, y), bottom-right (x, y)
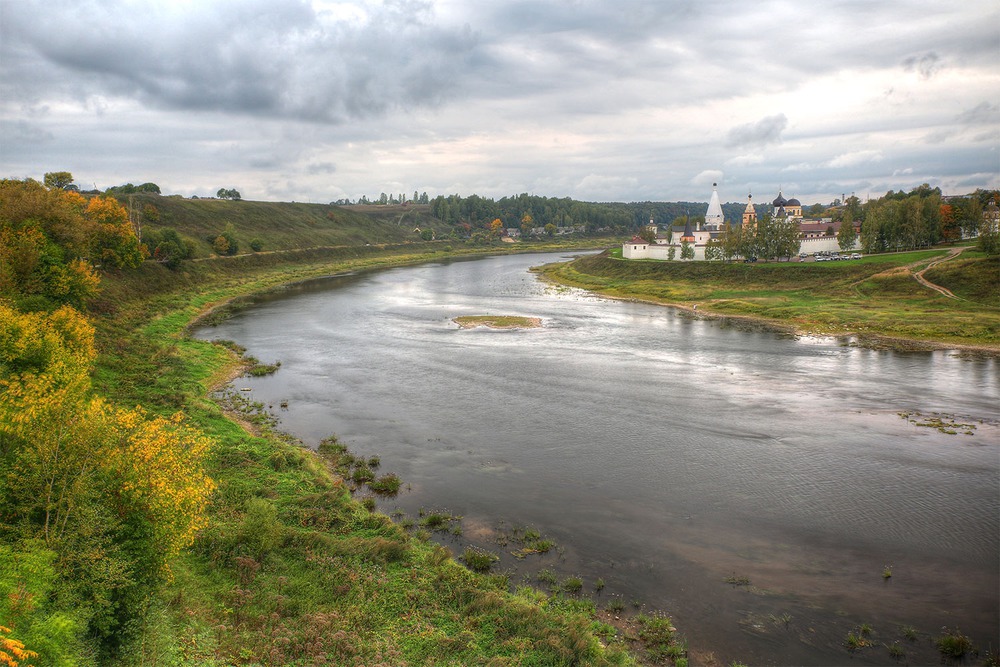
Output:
top-left (623, 184), bottom-right (859, 261)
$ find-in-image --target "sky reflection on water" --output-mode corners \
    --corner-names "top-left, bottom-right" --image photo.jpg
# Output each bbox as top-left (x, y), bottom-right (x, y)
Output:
top-left (196, 252), bottom-right (999, 665)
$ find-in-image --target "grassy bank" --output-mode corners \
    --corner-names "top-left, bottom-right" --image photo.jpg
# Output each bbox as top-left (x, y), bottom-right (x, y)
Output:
top-left (126, 195), bottom-right (446, 258)
top-left (539, 249), bottom-right (1000, 352)
top-left (92, 243), bottom-right (685, 666)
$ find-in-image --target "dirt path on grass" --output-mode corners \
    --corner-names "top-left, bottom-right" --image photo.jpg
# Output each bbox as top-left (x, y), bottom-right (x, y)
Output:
top-left (912, 246), bottom-right (966, 299)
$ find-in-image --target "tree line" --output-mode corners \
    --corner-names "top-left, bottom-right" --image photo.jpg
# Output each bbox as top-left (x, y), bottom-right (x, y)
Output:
top-left (333, 191), bottom-right (431, 205)
top-left (704, 214), bottom-right (803, 261)
top-left (859, 186), bottom-right (996, 255)
top-left (428, 192), bottom-right (633, 234)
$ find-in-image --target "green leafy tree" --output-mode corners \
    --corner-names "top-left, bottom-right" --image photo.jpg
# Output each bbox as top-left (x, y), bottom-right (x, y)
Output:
top-left (680, 240), bottom-right (694, 260)
top-left (704, 237), bottom-right (722, 260)
top-left (544, 223), bottom-right (556, 237)
top-left (43, 172), bottom-right (74, 190)
top-left (146, 228), bottom-right (194, 269)
top-left (719, 222), bottom-right (743, 262)
top-left (838, 217), bottom-right (858, 251)
top-left (216, 188), bottom-right (241, 200)
top-left (955, 197), bottom-right (983, 239)
top-left (978, 203), bottom-right (999, 255)
top-left (0, 544), bottom-right (82, 665)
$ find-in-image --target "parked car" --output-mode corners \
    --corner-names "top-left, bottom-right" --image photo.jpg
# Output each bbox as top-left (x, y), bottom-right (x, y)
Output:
top-left (851, 253), bottom-right (862, 259)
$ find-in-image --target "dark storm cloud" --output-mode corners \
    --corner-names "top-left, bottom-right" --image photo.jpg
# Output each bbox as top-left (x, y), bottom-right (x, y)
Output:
top-left (726, 114), bottom-right (788, 148)
top-left (1, 0), bottom-right (480, 123)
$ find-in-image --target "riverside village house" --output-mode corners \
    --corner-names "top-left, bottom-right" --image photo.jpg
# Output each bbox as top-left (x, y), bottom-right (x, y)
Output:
top-left (623, 184), bottom-right (862, 261)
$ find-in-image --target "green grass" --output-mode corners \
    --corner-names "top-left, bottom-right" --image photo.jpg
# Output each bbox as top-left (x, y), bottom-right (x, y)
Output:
top-left (541, 250), bottom-right (1000, 350)
top-left (936, 627), bottom-right (974, 658)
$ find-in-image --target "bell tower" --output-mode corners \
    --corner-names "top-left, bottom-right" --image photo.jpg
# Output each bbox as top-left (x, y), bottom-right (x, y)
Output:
top-left (742, 193), bottom-right (757, 227)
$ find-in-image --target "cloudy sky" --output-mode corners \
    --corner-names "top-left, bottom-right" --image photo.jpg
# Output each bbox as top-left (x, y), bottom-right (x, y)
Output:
top-left (2, 0), bottom-right (998, 205)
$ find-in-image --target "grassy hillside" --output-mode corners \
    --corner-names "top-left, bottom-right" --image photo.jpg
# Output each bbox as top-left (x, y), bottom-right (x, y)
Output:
top-left (128, 195), bottom-right (450, 257)
top-left (541, 249), bottom-right (1000, 350)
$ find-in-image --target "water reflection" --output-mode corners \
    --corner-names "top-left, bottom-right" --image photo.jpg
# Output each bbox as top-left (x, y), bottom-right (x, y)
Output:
top-left (196, 252), bottom-right (999, 665)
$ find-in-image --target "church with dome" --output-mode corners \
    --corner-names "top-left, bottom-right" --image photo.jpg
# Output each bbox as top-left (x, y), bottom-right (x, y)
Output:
top-left (623, 183), bottom-right (859, 261)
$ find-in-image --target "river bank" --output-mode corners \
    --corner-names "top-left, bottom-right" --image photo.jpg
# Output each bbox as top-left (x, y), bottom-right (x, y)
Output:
top-left (536, 249), bottom-right (1000, 356)
top-left (189, 250), bottom-right (999, 666)
top-left (93, 243), bottom-right (692, 666)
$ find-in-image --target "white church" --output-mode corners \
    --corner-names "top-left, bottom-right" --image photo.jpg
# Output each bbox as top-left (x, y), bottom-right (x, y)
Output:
top-left (623, 184), bottom-right (857, 261)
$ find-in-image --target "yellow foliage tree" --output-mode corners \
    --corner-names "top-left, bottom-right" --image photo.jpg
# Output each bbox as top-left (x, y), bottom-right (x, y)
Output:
top-left (101, 404), bottom-right (216, 565)
top-left (84, 196), bottom-right (146, 268)
top-left (488, 218), bottom-right (504, 240)
top-left (0, 304), bottom-right (214, 573)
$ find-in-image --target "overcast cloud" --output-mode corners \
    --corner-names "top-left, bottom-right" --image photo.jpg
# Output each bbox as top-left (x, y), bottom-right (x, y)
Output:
top-left (1, 0), bottom-right (998, 204)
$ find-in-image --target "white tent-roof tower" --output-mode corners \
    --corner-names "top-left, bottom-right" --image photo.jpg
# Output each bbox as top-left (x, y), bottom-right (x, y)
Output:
top-left (705, 183), bottom-right (724, 230)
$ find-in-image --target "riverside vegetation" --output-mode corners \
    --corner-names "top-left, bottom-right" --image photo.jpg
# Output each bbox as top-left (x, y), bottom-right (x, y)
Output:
top-left (0, 177), bottom-right (673, 666)
top-left (2, 175), bottom-right (996, 665)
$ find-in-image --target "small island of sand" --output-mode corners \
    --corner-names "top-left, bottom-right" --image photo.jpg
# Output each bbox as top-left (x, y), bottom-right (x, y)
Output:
top-left (454, 315), bottom-right (542, 330)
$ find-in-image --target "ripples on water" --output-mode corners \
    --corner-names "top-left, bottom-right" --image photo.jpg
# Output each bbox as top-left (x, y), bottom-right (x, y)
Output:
top-left (197, 252), bottom-right (1000, 665)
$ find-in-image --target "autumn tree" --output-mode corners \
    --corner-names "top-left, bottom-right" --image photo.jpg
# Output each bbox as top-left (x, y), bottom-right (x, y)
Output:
top-left (0, 304), bottom-right (215, 649)
top-left (520, 213), bottom-right (534, 237)
top-left (85, 196), bottom-right (146, 268)
top-left (0, 180), bottom-right (103, 308)
top-left (488, 218), bottom-right (504, 240)
top-left (938, 204), bottom-right (960, 243)
top-left (210, 223), bottom-right (239, 255)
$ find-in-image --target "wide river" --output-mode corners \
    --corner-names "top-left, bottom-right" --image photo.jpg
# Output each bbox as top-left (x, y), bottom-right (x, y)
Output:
top-left (195, 251), bottom-right (999, 665)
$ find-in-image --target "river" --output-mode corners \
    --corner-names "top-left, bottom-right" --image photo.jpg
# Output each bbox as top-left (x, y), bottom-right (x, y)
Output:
top-left (194, 251), bottom-right (999, 666)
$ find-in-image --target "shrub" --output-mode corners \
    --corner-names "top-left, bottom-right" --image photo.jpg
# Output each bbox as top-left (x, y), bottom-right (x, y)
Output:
top-left (936, 628), bottom-right (973, 658)
top-left (236, 497), bottom-right (284, 558)
top-left (461, 548), bottom-right (499, 573)
top-left (368, 473), bottom-right (402, 495)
